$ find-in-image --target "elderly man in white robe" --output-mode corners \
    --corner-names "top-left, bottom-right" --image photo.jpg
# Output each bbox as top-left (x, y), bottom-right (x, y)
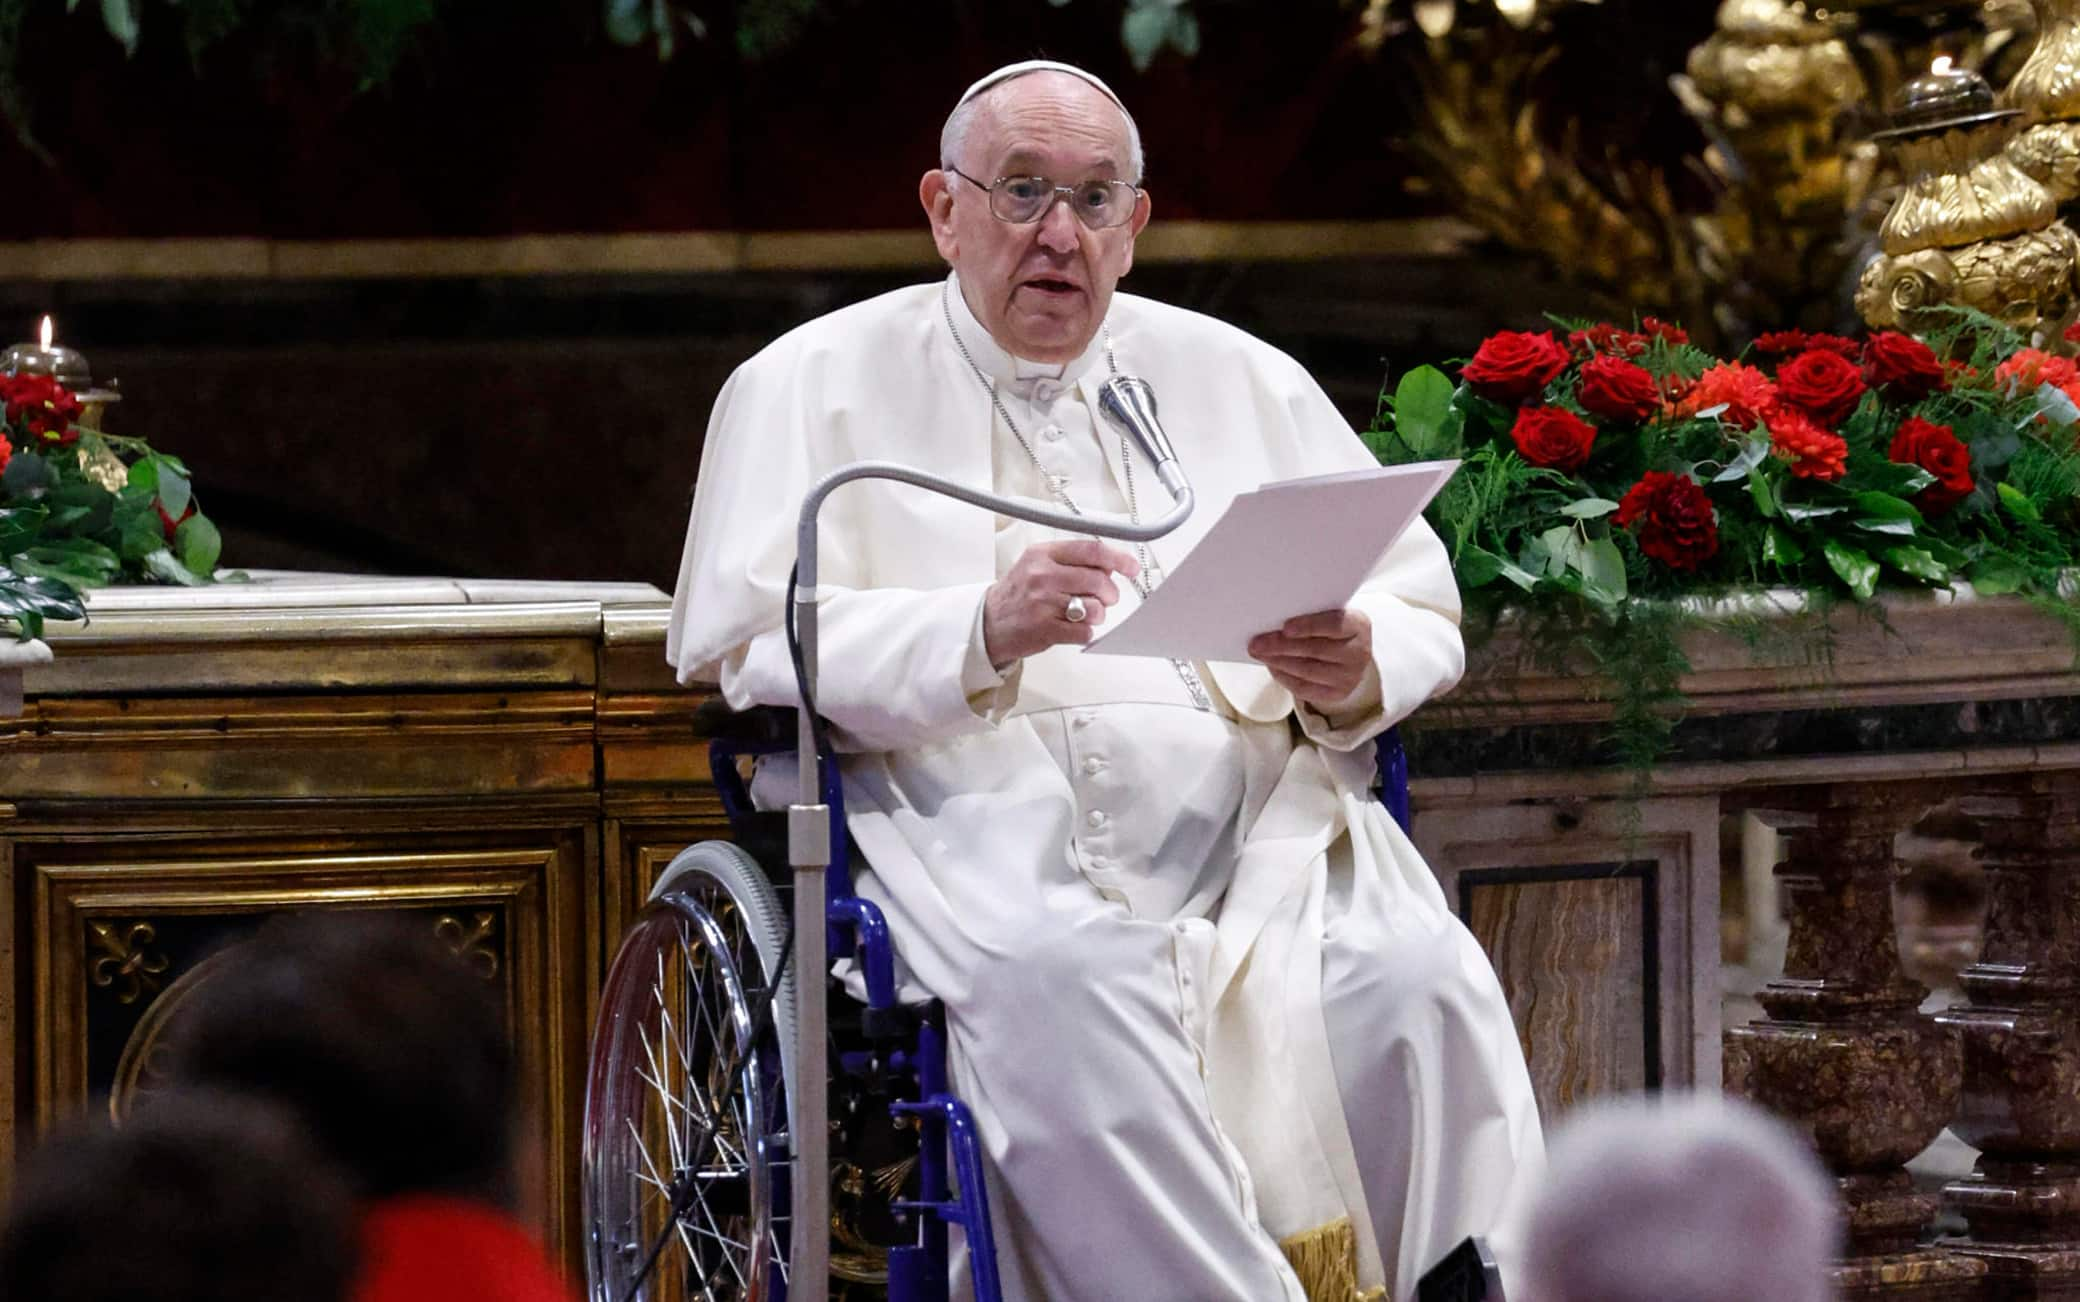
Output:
top-left (668, 60), bottom-right (1543, 1302)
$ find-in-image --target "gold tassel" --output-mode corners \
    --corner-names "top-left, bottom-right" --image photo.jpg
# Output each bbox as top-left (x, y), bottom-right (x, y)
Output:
top-left (1278, 1217), bottom-right (1370, 1302)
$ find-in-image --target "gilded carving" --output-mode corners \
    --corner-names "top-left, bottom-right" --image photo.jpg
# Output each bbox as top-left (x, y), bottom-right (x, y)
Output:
top-left (2004, 0), bottom-right (2080, 199)
top-left (435, 910), bottom-right (500, 980)
top-left (87, 920), bottom-right (170, 1005)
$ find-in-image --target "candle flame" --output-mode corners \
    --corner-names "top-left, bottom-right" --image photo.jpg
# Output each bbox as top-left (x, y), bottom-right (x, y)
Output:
top-left (38, 315), bottom-right (51, 350)
top-left (1932, 55), bottom-right (1954, 76)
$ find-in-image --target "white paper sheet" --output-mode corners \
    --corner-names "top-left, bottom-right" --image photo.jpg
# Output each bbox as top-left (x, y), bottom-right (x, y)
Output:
top-left (1085, 459), bottom-right (1460, 665)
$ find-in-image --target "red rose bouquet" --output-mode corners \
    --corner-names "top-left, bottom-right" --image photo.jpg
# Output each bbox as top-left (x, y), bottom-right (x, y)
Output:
top-left (0, 372), bottom-right (218, 638)
top-left (1371, 313), bottom-right (2080, 613)
top-left (1368, 313), bottom-right (2080, 763)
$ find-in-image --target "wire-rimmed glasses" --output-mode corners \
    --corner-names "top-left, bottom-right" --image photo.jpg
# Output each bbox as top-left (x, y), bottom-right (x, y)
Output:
top-left (946, 166), bottom-right (1142, 230)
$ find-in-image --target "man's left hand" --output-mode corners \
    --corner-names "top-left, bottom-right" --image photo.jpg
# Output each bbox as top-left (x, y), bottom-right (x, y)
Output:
top-left (1248, 609), bottom-right (1373, 709)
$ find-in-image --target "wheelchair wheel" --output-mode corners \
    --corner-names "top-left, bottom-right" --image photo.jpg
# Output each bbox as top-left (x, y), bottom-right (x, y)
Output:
top-left (584, 841), bottom-right (796, 1302)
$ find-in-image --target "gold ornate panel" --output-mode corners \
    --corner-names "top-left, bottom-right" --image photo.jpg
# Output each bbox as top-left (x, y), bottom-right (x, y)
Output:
top-left (15, 825), bottom-right (590, 1261)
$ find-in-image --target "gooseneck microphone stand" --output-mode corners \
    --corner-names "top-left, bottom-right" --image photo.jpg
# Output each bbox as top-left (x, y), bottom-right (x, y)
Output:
top-left (786, 375), bottom-right (1191, 1296)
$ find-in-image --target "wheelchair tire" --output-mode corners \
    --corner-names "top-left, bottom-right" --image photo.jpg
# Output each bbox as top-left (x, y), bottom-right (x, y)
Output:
top-left (583, 840), bottom-right (796, 1302)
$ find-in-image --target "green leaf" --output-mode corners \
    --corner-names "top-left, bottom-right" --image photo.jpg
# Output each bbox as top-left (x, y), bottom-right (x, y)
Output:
top-left (1854, 517), bottom-right (1918, 537)
top-left (1391, 366), bottom-right (1459, 459)
top-left (604, 0), bottom-right (652, 44)
top-left (10, 539), bottom-right (122, 587)
top-left (1969, 555), bottom-right (2031, 595)
top-left (1170, 7), bottom-right (1201, 57)
top-left (1121, 2), bottom-right (1175, 70)
top-left (156, 464), bottom-right (192, 521)
top-left (1455, 548), bottom-right (1503, 588)
top-left (1850, 491), bottom-right (1924, 522)
top-left (175, 513), bottom-right (221, 578)
top-left (114, 502), bottom-right (167, 561)
top-left (1580, 536), bottom-right (1628, 603)
top-left (1748, 468), bottom-right (1777, 518)
top-left (1712, 439), bottom-right (1769, 483)
top-left (1559, 497), bottom-right (1620, 519)
top-left (1762, 525), bottom-right (1804, 566)
top-left (1781, 502), bottom-right (1847, 522)
top-left (1540, 524), bottom-right (1583, 576)
top-left (2036, 384), bottom-right (2080, 427)
top-left (1824, 539), bottom-right (1880, 600)
top-left (126, 457), bottom-right (158, 494)
top-left (0, 505), bottom-right (47, 556)
top-left (1998, 481), bottom-right (2043, 522)
top-left (99, 0), bottom-right (140, 53)
top-left (140, 547), bottom-right (208, 587)
top-left (1882, 545), bottom-right (1949, 583)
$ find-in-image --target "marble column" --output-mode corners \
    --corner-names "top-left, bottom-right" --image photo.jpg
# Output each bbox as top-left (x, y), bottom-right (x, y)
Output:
top-left (1935, 775), bottom-right (2080, 1299)
top-left (1726, 782), bottom-right (1985, 1299)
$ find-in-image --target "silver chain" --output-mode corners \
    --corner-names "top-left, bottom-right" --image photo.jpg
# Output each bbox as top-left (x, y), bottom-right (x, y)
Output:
top-left (942, 281), bottom-right (1212, 711)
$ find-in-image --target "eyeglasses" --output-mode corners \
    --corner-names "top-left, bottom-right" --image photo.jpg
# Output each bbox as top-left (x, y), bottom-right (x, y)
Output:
top-left (946, 166), bottom-right (1143, 230)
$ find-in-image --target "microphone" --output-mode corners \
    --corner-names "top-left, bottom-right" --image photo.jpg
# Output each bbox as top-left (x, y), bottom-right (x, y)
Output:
top-left (1098, 375), bottom-right (1189, 501)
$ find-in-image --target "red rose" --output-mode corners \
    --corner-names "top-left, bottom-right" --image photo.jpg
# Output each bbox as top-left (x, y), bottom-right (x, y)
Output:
top-left (1807, 333), bottom-right (1864, 358)
top-left (1640, 317), bottom-right (1689, 346)
top-left (1509, 406), bottom-right (1598, 471)
top-left (0, 434), bottom-right (11, 476)
top-left (1576, 354), bottom-right (1660, 424)
top-left (1569, 323), bottom-right (1650, 358)
top-left (1775, 348), bottom-right (1868, 425)
top-left (1462, 330), bottom-right (1571, 405)
top-left (1616, 471), bottom-right (1720, 571)
top-left (1889, 415), bottom-right (1974, 515)
top-left (2065, 320), bottom-right (2080, 346)
top-left (1, 373), bottom-right (82, 445)
top-left (1767, 408), bottom-right (1850, 481)
top-left (1863, 332), bottom-right (1948, 401)
top-left (1754, 330), bottom-right (1810, 356)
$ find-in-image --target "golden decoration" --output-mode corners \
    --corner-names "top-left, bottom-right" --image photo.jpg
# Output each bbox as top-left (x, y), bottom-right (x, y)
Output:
top-left (75, 441), bottom-right (128, 493)
top-left (1370, 0), bottom-right (2054, 342)
top-left (108, 946), bottom-right (238, 1123)
top-left (1858, 59), bottom-right (2080, 338)
top-left (435, 910), bottom-right (500, 980)
top-left (87, 919), bottom-right (170, 1005)
top-left (2004, 0), bottom-right (2080, 201)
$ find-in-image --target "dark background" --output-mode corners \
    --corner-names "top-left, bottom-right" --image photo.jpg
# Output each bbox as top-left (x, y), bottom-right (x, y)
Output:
top-left (0, 1), bottom-right (1717, 584)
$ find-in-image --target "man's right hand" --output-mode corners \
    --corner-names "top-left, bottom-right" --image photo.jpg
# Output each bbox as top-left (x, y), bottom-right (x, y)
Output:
top-left (982, 539), bottom-right (1142, 668)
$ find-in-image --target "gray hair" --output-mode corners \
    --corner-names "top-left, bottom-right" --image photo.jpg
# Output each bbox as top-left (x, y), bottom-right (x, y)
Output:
top-left (939, 74), bottom-right (1145, 187)
top-left (1522, 1094), bottom-right (1839, 1302)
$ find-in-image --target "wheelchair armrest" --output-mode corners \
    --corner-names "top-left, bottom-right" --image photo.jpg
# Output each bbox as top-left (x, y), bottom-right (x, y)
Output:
top-left (693, 699), bottom-right (800, 746)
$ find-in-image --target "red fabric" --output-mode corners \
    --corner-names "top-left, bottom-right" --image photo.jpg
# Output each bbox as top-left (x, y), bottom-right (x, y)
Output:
top-left (351, 1197), bottom-right (573, 1302)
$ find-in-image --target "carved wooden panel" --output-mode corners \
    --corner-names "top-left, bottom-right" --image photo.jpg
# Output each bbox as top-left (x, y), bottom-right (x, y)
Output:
top-left (11, 819), bottom-right (589, 1261)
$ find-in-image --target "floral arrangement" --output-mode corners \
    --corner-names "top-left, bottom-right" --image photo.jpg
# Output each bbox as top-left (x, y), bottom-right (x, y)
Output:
top-left (0, 372), bottom-right (219, 638)
top-left (1366, 311), bottom-right (2080, 766)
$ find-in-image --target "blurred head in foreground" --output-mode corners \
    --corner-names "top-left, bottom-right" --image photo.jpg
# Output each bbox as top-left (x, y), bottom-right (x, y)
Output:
top-left (0, 1091), bottom-right (356, 1302)
top-left (1521, 1093), bottom-right (1838, 1302)
top-left (168, 910), bottom-right (516, 1205)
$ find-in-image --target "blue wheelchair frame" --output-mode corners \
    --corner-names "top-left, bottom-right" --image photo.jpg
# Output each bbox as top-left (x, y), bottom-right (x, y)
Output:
top-left (707, 719), bottom-right (1412, 1302)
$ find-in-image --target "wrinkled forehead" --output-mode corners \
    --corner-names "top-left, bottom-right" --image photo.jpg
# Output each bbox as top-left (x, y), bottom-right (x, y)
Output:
top-left (970, 72), bottom-right (1136, 174)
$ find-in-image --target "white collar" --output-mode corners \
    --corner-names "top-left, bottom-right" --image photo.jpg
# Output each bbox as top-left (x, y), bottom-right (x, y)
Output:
top-left (944, 272), bottom-right (1110, 400)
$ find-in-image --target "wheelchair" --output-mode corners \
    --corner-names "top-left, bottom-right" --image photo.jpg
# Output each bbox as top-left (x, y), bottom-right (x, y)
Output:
top-left (581, 702), bottom-right (1417, 1302)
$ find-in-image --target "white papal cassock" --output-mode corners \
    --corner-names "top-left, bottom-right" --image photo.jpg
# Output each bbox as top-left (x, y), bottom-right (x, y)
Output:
top-left (668, 274), bottom-right (1544, 1302)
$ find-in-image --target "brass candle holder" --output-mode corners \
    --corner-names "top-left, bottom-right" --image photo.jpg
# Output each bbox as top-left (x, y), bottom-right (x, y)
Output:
top-left (0, 316), bottom-right (120, 430)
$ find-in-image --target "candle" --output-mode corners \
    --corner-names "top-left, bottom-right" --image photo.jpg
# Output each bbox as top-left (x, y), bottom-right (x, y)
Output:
top-left (1, 316), bottom-right (92, 388)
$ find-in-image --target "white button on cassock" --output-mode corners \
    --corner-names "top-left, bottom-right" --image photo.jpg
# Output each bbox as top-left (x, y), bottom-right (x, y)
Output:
top-left (1086, 810), bottom-right (1108, 829)
top-left (1082, 756), bottom-right (1106, 776)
